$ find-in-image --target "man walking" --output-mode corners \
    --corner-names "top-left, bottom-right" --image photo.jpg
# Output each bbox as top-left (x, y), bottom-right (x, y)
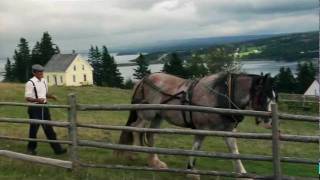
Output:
top-left (25, 64), bottom-right (66, 155)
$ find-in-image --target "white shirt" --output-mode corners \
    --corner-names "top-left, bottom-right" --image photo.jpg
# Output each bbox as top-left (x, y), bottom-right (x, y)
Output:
top-left (25, 77), bottom-right (48, 103)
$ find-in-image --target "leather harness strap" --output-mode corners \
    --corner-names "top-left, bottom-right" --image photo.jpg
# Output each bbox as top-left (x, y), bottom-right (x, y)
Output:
top-left (142, 77), bottom-right (198, 129)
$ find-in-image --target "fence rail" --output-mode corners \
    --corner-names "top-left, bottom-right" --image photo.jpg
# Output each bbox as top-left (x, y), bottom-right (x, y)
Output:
top-left (0, 93), bottom-right (318, 179)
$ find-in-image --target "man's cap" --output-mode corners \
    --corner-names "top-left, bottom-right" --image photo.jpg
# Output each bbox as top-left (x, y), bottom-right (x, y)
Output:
top-left (32, 64), bottom-right (44, 72)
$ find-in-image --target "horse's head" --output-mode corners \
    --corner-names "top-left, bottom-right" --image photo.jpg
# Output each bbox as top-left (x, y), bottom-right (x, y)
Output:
top-left (250, 74), bottom-right (277, 129)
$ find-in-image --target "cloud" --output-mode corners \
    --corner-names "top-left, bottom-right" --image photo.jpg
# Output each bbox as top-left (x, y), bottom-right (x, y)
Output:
top-left (0, 0), bottom-right (317, 58)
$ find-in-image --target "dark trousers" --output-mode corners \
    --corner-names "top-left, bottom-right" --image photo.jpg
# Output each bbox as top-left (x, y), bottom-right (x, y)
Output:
top-left (27, 106), bottom-right (63, 153)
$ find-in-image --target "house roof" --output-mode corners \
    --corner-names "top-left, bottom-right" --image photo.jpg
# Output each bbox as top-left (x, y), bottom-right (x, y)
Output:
top-left (45, 54), bottom-right (78, 72)
top-left (304, 80), bottom-right (320, 96)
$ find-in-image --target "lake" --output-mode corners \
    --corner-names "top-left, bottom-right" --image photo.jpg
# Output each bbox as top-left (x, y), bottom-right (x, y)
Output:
top-left (0, 53), bottom-right (299, 81)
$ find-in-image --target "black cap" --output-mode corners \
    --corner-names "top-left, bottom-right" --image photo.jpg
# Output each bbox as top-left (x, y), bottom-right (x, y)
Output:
top-left (32, 64), bottom-right (44, 72)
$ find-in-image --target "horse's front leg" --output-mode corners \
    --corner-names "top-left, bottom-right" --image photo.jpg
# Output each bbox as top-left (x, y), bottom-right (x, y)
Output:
top-left (225, 129), bottom-right (252, 180)
top-left (186, 135), bottom-right (205, 180)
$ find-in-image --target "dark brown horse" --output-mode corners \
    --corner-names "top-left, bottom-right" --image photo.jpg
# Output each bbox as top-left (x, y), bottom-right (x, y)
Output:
top-left (117, 72), bottom-right (276, 179)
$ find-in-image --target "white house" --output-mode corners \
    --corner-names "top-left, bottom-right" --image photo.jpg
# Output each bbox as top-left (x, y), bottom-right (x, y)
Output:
top-left (304, 80), bottom-right (320, 97)
top-left (44, 54), bottom-right (93, 86)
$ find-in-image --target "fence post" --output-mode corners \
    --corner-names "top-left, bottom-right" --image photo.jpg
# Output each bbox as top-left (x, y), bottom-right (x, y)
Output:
top-left (68, 93), bottom-right (78, 172)
top-left (271, 103), bottom-right (281, 180)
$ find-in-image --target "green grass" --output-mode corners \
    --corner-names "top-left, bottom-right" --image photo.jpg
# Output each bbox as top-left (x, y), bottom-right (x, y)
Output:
top-left (0, 83), bottom-right (318, 179)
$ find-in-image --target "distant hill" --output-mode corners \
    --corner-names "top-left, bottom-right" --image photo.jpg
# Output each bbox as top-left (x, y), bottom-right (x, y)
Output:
top-left (117, 34), bottom-right (278, 54)
top-left (136, 31), bottom-right (318, 63)
top-left (214, 31), bottom-right (318, 61)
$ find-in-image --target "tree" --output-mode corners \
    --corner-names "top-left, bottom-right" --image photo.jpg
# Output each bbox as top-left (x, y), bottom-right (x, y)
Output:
top-left (206, 48), bottom-right (240, 73)
top-left (39, 32), bottom-right (59, 65)
top-left (133, 53), bottom-right (151, 79)
top-left (3, 58), bottom-right (14, 82)
top-left (163, 53), bottom-right (188, 78)
top-left (185, 54), bottom-right (208, 78)
top-left (123, 78), bottom-right (135, 89)
top-left (274, 67), bottom-right (297, 93)
top-left (88, 45), bottom-right (103, 85)
top-left (296, 62), bottom-right (316, 93)
top-left (101, 46), bottom-right (123, 87)
top-left (12, 38), bottom-right (31, 82)
top-left (31, 41), bottom-right (42, 65)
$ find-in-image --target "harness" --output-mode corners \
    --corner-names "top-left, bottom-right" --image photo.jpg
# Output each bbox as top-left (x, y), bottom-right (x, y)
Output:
top-left (142, 77), bottom-right (199, 129)
top-left (139, 73), bottom-right (243, 129)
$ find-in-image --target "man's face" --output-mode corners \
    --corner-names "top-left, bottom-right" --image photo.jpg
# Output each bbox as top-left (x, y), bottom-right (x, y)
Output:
top-left (33, 71), bottom-right (44, 79)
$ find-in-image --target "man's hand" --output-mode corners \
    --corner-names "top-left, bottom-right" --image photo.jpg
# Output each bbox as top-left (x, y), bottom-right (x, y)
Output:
top-left (37, 98), bottom-right (46, 104)
top-left (47, 94), bottom-right (58, 101)
top-left (26, 97), bottom-right (46, 104)
top-left (51, 95), bottom-right (58, 101)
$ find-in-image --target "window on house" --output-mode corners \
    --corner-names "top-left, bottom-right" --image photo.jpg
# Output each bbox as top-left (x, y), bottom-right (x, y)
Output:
top-left (73, 75), bottom-right (76, 82)
top-left (84, 74), bottom-right (87, 81)
top-left (74, 65), bottom-right (76, 71)
top-left (82, 65), bottom-right (85, 70)
top-left (60, 76), bottom-right (63, 83)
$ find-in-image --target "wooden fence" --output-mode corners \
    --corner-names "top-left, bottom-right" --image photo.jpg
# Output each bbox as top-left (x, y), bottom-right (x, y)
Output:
top-left (0, 93), bottom-right (318, 179)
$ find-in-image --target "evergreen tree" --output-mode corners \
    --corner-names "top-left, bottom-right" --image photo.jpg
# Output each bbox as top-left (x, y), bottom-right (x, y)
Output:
top-left (185, 54), bottom-right (208, 78)
top-left (88, 45), bottom-right (103, 85)
top-left (13, 38), bottom-right (31, 82)
top-left (163, 53), bottom-right (188, 78)
top-left (123, 78), bottom-right (135, 89)
top-left (133, 53), bottom-right (151, 79)
top-left (39, 32), bottom-right (59, 65)
top-left (54, 45), bottom-right (60, 54)
top-left (296, 62), bottom-right (316, 93)
top-left (31, 41), bottom-right (42, 65)
top-left (4, 58), bottom-right (14, 82)
top-left (274, 67), bottom-right (296, 93)
top-left (101, 46), bottom-right (123, 87)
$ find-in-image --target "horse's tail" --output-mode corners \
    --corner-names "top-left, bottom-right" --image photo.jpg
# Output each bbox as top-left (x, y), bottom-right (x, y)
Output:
top-left (115, 79), bottom-right (146, 157)
top-left (118, 110), bottom-right (137, 145)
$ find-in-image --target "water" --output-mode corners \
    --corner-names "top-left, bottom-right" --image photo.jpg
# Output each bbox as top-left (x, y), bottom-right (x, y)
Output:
top-left (0, 54), bottom-right (300, 81)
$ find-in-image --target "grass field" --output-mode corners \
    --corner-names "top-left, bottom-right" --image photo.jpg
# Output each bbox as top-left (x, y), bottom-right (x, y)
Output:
top-left (0, 83), bottom-right (318, 180)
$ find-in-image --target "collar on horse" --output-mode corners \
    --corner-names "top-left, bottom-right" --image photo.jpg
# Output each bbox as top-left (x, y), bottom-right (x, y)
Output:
top-left (226, 73), bottom-right (243, 127)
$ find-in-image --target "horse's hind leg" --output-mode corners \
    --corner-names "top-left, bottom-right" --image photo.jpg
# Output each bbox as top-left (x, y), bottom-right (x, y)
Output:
top-left (186, 135), bottom-right (205, 180)
top-left (122, 117), bottom-right (146, 160)
top-left (146, 117), bottom-right (168, 169)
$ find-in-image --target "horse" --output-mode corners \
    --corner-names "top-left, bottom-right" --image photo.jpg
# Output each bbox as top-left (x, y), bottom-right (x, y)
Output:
top-left (116, 72), bottom-right (276, 179)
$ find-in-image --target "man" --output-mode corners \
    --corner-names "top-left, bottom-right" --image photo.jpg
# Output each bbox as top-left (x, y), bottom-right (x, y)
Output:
top-left (25, 64), bottom-right (66, 155)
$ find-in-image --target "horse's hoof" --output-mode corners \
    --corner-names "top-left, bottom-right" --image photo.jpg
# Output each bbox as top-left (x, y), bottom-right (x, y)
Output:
top-left (186, 174), bottom-right (201, 180)
top-left (148, 160), bottom-right (168, 169)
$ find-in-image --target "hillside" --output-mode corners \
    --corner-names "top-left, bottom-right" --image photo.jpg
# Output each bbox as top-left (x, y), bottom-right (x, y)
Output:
top-left (230, 31), bottom-right (318, 61)
top-left (134, 31), bottom-right (317, 64)
top-left (0, 83), bottom-right (317, 179)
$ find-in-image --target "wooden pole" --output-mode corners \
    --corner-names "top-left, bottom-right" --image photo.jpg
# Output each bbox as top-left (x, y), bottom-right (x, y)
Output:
top-left (0, 150), bottom-right (72, 169)
top-left (271, 103), bottom-right (281, 180)
top-left (68, 93), bottom-right (78, 172)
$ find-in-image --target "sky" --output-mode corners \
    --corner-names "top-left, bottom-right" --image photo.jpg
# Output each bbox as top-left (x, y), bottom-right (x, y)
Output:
top-left (0, 0), bottom-right (318, 58)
